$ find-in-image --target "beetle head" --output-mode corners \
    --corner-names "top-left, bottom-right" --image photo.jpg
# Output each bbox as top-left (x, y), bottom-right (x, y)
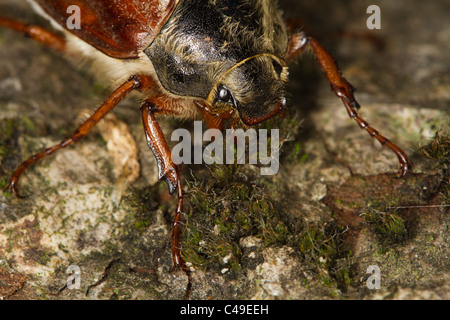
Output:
top-left (206, 54), bottom-right (288, 126)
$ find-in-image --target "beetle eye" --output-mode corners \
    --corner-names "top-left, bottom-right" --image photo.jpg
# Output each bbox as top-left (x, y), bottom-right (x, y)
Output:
top-left (216, 85), bottom-right (233, 103)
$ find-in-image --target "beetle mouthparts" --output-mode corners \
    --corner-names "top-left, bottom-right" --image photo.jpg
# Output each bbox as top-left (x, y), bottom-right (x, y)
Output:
top-left (240, 97), bottom-right (286, 126)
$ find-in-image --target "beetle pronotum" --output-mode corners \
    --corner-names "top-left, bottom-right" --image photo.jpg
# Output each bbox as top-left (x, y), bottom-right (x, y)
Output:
top-left (0, 0), bottom-right (410, 291)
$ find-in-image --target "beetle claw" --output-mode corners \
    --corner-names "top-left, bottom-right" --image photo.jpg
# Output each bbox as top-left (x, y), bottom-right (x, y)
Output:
top-left (160, 166), bottom-right (179, 195)
top-left (5, 175), bottom-right (27, 198)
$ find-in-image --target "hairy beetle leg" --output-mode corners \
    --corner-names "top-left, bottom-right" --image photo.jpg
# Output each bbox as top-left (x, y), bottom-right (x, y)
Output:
top-left (8, 75), bottom-right (143, 196)
top-left (0, 17), bottom-right (66, 52)
top-left (286, 32), bottom-right (411, 177)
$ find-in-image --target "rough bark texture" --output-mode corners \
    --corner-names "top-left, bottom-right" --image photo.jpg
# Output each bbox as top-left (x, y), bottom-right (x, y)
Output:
top-left (0, 0), bottom-right (448, 300)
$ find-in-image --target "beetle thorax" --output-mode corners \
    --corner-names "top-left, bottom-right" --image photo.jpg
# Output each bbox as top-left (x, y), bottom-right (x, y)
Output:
top-left (145, 0), bottom-right (289, 101)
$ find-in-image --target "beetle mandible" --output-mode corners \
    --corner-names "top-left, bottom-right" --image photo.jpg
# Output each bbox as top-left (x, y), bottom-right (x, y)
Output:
top-left (0, 0), bottom-right (410, 285)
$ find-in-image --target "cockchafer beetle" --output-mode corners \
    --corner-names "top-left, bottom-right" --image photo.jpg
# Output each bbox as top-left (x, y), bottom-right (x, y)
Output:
top-left (0, 0), bottom-right (410, 289)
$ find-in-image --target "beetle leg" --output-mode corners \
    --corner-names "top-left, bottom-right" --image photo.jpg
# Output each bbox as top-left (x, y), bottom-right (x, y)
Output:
top-left (285, 32), bottom-right (411, 177)
top-left (140, 101), bottom-right (188, 269)
top-left (7, 75), bottom-right (145, 197)
top-left (140, 101), bottom-right (180, 195)
top-left (140, 100), bottom-right (192, 295)
top-left (0, 17), bottom-right (66, 52)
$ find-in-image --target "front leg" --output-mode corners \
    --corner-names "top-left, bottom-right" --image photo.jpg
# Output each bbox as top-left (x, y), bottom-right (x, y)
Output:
top-left (285, 31), bottom-right (411, 177)
top-left (7, 75), bottom-right (144, 197)
top-left (140, 101), bottom-right (190, 279)
top-left (141, 101), bottom-right (179, 195)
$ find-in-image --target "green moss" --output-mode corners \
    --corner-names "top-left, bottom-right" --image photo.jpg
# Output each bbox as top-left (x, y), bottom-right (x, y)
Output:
top-left (0, 176), bottom-right (11, 198)
top-left (289, 142), bottom-right (302, 160)
top-left (124, 185), bottom-right (158, 231)
top-left (0, 119), bottom-right (17, 158)
top-left (295, 222), bottom-right (353, 290)
top-left (299, 153), bottom-right (309, 163)
top-left (181, 159), bottom-right (354, 293)
top-left (20, 116), bottom-right (36, 133)
top-left (418, 131), bottom-right (449, 204)
top-left (296, 223), bottom-right (345, 264)
top-left (319, 274), bottom-right (334, 287)
top-left (419, 131), bottom-right (450, 167)
top-left (286, 141), bottom-right (308, 164)
top-left (36, 248), bottom-right (55, 265)
top-left (260, 110), bottom-right (304, 164)
top-left (362, 210), bottom-right (407, 244)
top-left (181, 164), bottom-right (292, 271)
